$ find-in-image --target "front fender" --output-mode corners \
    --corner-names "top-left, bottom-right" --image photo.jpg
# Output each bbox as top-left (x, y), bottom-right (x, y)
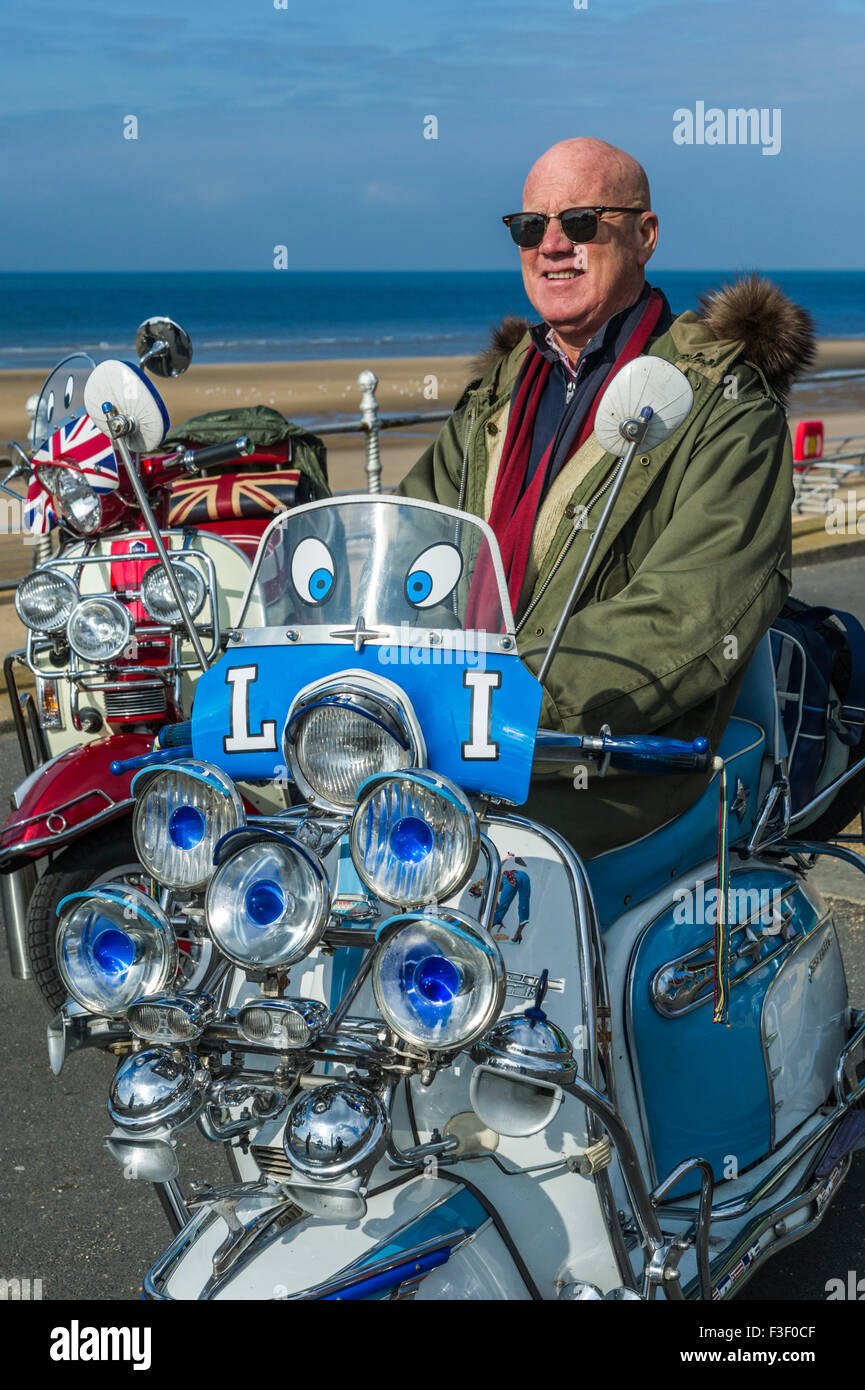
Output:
top-left (146, 1174), bottom-right (533, 1301)
top-left (0, 732), bottom-right (153, 867)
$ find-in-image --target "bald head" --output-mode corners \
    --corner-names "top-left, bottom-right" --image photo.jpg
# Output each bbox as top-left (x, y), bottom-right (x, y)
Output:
top-left (515, 138), bottom-right (658, 359)
top-left (523, 138), bottom-right (651, 211)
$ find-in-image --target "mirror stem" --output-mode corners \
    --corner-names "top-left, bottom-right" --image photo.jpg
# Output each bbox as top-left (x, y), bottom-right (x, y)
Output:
top-left (537, 410), bottom-right (652, 687)
top-left (101, 403), bottom-right (210, 672)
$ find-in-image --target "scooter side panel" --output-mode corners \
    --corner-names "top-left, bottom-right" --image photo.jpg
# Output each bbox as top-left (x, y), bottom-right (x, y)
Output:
top-left (628, 866), bottom-right (828, 1193)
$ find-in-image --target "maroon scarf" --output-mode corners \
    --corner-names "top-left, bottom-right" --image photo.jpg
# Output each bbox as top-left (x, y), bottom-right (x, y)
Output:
top-left (488, 288), bottom-right (665, 614)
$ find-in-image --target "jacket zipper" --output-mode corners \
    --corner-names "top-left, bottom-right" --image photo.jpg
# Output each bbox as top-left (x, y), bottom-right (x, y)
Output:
top-left (457, 400), bottom-right (478, 512)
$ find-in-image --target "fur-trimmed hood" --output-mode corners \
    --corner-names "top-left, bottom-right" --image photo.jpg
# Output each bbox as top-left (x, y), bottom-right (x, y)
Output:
top-left (470, 275), bottom-right (816, 400)
top-left (695, 275), bottom-right (816, 397)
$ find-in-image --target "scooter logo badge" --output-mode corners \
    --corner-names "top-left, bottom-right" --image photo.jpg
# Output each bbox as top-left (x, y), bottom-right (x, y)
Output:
top-left (808, 934), bottom-right (832, 981)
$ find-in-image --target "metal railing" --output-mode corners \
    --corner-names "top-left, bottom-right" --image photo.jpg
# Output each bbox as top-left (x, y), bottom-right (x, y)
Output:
top-left (296, 369), bottom-right (450, 494)
top-left (792, 433), bottom-right (865, 516)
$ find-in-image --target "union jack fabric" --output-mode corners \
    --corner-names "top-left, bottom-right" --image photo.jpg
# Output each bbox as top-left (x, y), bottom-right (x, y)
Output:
top-left (25, 412), bottom-right (118, 535)
top-left (167, 470), bottom-right (300, 527)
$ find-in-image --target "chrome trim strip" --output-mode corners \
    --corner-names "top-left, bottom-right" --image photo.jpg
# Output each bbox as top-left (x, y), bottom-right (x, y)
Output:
top-left (285, 1229), bottom-right (470, 1300)
top-left (226, 625), bottom-right (515, 654)
top-left (682, 1155), bottom-right (852, 1301)
top-left (0, 797), bottom-right (135, 865)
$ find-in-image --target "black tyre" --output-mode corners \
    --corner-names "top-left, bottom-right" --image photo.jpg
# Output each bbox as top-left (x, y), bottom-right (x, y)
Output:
top-left (26, 824), bottom-right (212, 1012)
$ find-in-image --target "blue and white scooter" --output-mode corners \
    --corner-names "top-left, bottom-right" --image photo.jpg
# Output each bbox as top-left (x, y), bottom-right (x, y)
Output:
top-left (48, 355), bottom-right (865, 1300)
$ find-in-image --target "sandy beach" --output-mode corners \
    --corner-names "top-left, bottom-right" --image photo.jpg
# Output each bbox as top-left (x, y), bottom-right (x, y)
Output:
top-left (2, 338), bottom-right (864, 494)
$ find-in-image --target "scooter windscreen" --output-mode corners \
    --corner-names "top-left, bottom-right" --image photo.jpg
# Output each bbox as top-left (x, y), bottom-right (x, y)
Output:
top-left (240, 493), bottom-right (514, 635)
top-left (31, 352), bottom-right (96, 450)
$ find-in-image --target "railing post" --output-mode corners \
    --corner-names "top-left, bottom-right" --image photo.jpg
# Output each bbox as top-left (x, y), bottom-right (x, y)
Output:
top-left (358, 370), bottom-right (381, 494)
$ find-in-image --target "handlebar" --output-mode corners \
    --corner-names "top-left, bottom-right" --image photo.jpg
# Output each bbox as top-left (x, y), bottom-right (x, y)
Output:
top-left (179, 436), bottom-right (254, 471)
top-left (533, 729), bottom-right (713, 775)
top-left (109, 744), bottom-right (193, 777)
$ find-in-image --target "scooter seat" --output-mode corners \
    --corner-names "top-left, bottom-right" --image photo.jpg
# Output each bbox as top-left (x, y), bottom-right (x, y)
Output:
top-left (586, 716), bottom-right (766, 929)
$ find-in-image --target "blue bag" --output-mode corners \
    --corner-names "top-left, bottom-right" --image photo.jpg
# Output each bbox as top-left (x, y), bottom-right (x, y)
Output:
top-left (770, 597), bottom-right (865, 812)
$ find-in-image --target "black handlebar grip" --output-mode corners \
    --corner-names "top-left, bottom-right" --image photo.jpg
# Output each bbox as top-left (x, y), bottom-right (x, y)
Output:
top-left (182, 436), bottom-right (254, 469)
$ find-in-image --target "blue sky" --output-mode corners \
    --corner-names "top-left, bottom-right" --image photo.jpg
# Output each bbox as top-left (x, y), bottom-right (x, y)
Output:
top-left (2, 0), bottom-right (862, 271)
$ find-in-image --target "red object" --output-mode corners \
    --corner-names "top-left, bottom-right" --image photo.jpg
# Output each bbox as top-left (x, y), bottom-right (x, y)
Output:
top-left (0, 732), bottom-right (155, 863)
top-left (793, 420), bottom-right (824, 469)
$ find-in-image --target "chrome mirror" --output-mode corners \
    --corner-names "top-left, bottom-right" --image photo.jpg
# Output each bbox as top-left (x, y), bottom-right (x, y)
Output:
top-left (135, 317), bottom-right (193, 378)
top-left (83, 359), bottom-right (170, 453)
top-left (593, 356), bottom-right (693, 457)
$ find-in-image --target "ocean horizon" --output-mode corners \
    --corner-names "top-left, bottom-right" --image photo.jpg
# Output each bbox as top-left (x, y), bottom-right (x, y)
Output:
top-left (0, 270), bottom-right (863, 372)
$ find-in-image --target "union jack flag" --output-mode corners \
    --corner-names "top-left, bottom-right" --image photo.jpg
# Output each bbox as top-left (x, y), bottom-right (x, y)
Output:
top-left (167, 470), bottom-right (300, 526)
top-left (25, 412), bottom-right (118, 535)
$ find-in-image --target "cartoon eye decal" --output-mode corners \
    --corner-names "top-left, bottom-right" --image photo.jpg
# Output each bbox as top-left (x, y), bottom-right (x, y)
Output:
top-left (46, 390), bottom-right (55, 424)
top-left (64, 376), bottom-right (75, 409)
top-left (405, 543), bottom-right (464, 609)
top-left (291, 537), bottom-right (336, 605)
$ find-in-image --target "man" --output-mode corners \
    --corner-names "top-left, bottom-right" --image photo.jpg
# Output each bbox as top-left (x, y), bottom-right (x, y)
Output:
top-left (398, 138), bottom-right (815, 858)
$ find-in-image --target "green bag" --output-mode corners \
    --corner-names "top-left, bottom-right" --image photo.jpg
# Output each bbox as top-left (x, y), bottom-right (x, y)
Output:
top-left (163, 405), bottom-right (330, 500)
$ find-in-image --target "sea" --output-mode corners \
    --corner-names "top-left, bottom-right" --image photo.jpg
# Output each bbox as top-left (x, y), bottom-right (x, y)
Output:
top-left (0, 270), bottom-right (863, 372)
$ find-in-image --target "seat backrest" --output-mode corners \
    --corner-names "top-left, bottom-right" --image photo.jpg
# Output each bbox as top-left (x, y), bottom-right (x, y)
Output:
top-left (732, 633), bottom-right (786, 762)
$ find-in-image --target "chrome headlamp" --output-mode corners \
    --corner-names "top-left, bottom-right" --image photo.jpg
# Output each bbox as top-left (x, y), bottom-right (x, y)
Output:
top-left (55, 884), bottom-right (178, 1016)
top-left (132, 759), bottom-right (244, 891)
top-left (351, 769), bottom-right (479, 908)
top-left (108, 1048), bottom-right (208, 1135)
top-left (140, 559), bottom-right (206, 625)
top-left (15, 568), bottom-right (78, 633)
top-left (373, 909), bottom-right (505, 1052)
top-left (127, 993), bottom-right (215, 1044)
top-left (67, 596), bottom-right (132, 663)
top-left (470, 1011), bottom-right (576, 1137)
top-left (205, 829), bottom-right (330, 971)
top-left (283, 1081), bottom-right (389, 1183)
top-left (53, 466), bottom-right (102, 534)
top-left (236, 997), bottom-right (328, 1049)
top-left (284, 672), bottom-right (424, 812)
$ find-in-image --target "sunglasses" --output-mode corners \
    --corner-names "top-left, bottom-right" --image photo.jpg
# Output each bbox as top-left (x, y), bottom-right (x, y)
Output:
top-left (502, 205), bottom-right (647, 250)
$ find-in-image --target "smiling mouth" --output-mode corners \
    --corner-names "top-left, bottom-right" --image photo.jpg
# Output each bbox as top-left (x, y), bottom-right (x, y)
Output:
top-left (543, 270), bottom-right (584, 280)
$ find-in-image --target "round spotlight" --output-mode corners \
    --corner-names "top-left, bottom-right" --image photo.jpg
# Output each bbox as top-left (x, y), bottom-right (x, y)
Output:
top-left (132, 759), bottom-right (244, 891)
top-left (55, 884), bottom-right (177, 1016)
top-left (15, 568), bottom-right (78, 634)
top-left (351, 770), bottom-right (479, 908)
top-left (205, 831), bottom-right (330, 971)
top-left (372, 909), bottom-right (505, 1052)
top-left (67, 596), bottom-right (132, 663)
top-left (140, 559), bottom-right (206, 625)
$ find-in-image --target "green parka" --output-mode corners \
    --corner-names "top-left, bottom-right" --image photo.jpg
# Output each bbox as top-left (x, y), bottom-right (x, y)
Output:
top-left (397, 277), bottom-right (815, 857)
